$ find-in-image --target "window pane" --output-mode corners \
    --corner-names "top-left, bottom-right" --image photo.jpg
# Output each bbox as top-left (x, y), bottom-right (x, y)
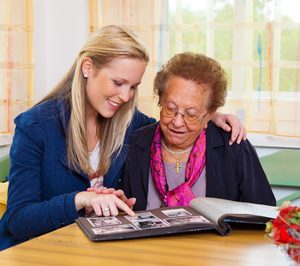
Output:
top-left (281, 0), bottom-right (300, 23)
top-left (214, 0), bottom-right (233, 22)
top-left (279, 69), bottom-right (300, 92)
top-left (253, 67), bottom-right (269, 91)
top-left (169, 0), bottom-right (207, 15)
top-left (215, 30), bottom-right (232, 60)
top-left (224, 68), bottom-right (232, 91)
top-left (184, 30), bottom-right (206, 53)
top-left (280, 30), bottom-right (300, 61)
top-left (0, 0), bottom-right (28, 25)
top-left (253, 0), bottom-right (274, 22)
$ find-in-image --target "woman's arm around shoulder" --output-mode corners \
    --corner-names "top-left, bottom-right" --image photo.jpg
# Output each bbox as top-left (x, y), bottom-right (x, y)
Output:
top-left (211, 112), bottom-right (247, 145)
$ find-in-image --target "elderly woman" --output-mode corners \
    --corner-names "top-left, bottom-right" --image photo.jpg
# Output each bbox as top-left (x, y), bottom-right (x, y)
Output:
top-left (122, 52), bottom-right (276, 210)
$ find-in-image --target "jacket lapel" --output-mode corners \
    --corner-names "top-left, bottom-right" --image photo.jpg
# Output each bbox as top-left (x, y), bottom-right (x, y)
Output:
top-left (59, 151), bottom-right (89, 181)
top-left (205, 122), bottom-right (226, 196)
top-left (134, 123), bottom-right (158, 195)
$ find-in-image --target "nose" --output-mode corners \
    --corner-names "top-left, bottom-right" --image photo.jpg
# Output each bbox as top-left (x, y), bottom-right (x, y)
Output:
top-left (172, 112), bottom-right (185, 127)
top-left (118, 87), bottom-right (132, 103)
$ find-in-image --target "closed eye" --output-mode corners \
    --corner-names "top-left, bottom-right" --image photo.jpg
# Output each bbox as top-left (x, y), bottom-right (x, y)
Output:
top-left (168, 107), bottom-right (177, 112)
top-left (165, 106), bottom-right (177, 115)
top-left (113, 80), bottom-right (123, 86)
top-left (166, 105), bottom-right (177, 111)
top-left (186, 113), bottom-right (197, 119)
top-left (185, 108), bottom-right (200, 117)
top-left (130, 85), bottom-right (138, 90)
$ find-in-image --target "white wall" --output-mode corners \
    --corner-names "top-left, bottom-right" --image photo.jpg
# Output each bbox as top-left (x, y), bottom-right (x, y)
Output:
top-left (34, 0), bottom-right (89, 100)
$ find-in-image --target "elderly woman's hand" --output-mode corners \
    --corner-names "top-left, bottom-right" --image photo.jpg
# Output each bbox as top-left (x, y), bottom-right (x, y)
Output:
top-left (75, 190), bottom-right (136, 217)
top-left (211, 112), bottom-right (247, 145)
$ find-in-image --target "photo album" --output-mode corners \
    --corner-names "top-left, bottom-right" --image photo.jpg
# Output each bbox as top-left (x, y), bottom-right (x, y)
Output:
top-left (75, 197), bottom-right (278, 241)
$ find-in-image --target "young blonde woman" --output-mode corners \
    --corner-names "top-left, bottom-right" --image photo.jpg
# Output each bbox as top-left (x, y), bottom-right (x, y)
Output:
top-left (0, 25), bottom-right (246, 250)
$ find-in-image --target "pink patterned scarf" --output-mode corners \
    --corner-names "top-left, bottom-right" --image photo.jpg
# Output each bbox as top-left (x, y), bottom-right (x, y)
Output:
top-left (150, 124), bottom-right (206, 207)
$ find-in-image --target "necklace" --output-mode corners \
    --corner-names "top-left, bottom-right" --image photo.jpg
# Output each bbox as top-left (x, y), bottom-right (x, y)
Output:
top-left (161, 141), bottom-right (193, 155)
top-left (161, 141), bottom-right (193, 174)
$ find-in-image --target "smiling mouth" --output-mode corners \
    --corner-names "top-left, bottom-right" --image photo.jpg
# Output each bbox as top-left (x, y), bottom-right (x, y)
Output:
top-left (107, 98), bottom-right (120, 107)
top-left (169, 128), bottom-right (186, 135)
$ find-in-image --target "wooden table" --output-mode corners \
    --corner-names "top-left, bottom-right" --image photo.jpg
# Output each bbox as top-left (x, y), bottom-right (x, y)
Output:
top-left (0, 223), bottom-right (296, 266)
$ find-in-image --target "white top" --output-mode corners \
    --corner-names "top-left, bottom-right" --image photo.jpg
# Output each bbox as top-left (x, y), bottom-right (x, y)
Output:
top-left (88, 141), bottom-right (103, 188)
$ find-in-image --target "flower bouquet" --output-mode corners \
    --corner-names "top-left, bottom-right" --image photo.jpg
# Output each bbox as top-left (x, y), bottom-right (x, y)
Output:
top-left (266, 202), bottom-right (300, 264)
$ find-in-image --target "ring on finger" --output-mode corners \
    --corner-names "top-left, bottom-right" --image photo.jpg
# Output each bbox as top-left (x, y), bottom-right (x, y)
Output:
top-left (102, 207), bottom-right (110, 212)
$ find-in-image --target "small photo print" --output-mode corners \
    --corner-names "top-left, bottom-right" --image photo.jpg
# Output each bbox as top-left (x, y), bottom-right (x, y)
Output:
top-left (164, 216), bottom-right (210, 226)
top-left (162, 208), bottom-right (192, 218)
top-left (125, 212), bottom-right (158, 222)
top-left (125, 212), bottom-right (168, 230)
top-left (91, 224), bottom-right (137, 235)
top-left (87, 216), bottom-right (121, 227)
top-left (132, 219), bottom-right (168, 230)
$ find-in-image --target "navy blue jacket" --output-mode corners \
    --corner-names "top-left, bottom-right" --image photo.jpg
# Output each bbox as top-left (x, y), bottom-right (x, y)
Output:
top-left (0, 99), bottom-right (155, 250)
top-left (122, 122), bottom-right (276, 211)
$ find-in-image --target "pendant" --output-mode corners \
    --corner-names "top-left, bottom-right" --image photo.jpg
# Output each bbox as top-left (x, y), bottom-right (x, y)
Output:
top-left (175, 159), bottom-right (181, 174)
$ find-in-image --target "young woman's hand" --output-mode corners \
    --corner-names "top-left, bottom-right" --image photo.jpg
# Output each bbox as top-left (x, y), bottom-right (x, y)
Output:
top-left (75, 191), bottom-right (136, 217)
top-left (211, 112), bottom-right (247, 145)
top-left (87, 187), bottom-right (136, 209)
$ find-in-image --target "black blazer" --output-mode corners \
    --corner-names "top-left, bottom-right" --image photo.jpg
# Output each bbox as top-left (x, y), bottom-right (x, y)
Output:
top-left (121, 122), bottom-right (276, 210)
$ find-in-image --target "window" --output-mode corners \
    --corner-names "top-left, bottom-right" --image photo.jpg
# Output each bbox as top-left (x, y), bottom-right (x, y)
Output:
top-left (82, 0), bottom-right (300, 140)
top-left (164, 0), bottom-right (300, 137)
top-left (0, 0), bottom-right (34, 135)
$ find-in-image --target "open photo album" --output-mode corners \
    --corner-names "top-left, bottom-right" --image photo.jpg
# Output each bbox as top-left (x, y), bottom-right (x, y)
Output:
top-left (76, 197), bottom-right (278, 241)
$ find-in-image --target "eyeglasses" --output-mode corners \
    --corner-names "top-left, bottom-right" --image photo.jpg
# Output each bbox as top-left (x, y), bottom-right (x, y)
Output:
top-left (161, 105), bottom-right (207, 125)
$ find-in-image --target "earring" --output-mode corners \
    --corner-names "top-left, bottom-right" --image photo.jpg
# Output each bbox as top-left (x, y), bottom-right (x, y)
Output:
top-left (83, 72), bottom-right (88, 78)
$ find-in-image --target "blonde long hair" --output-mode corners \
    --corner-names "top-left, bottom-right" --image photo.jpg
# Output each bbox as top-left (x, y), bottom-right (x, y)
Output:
top-left (39, 25), bottom-right (149, 175)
